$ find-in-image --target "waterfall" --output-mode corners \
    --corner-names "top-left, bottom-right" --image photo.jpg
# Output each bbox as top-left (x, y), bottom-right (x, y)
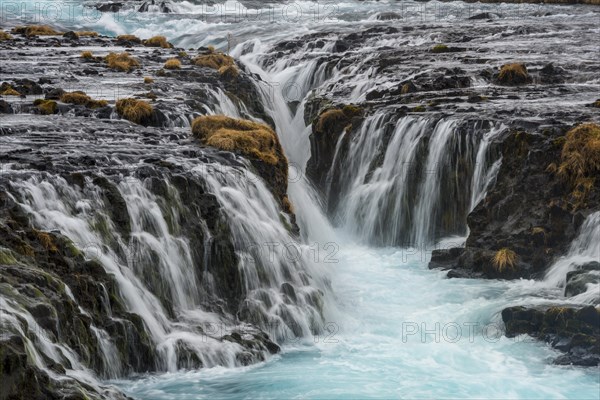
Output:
top-left (318, 113), bottom-right (505, 246)
top-left (2, 155), bottom-right (332, 378)
top-left (469, 125), bottom-right (505, 211)
top-left (544, 211), bottom-right (600, 304)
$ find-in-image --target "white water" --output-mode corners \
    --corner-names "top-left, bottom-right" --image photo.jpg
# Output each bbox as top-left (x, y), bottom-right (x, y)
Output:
top-left (2, 0), bottom-right (600, 399)
top-left (4, 166), bottom-right (333, 377)
top-left (114, 245), bottom-right (600, 399)
top-left (544, 212), bottom-right (600, 304)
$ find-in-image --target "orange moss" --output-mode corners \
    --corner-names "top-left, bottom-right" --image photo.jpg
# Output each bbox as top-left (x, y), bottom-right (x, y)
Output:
top-left (76, 31), bottom-right (98, 37)
top-left (115, 98), bottom-right (154, 124)
top-left (191, 115), bottom-right (281, 165)
top-left (315, 105), bottom-right (363, 134)
top-left (33, 230), bottom-right (58, 253)
top-left (0, 86), bottom-right (21, 96)
top-left (81, 51), bottom-right (94, 59)
top-left (105, 52), bottom-right (140, 72)
top-left (60, 91), bottom-right (108, 108)
top-left (33, 99), bottom-right (58, 115)
top-left (143, 36), bottom-right (172, 48)
top-left (0, 31), bottom-right (13, 41)
top-left (116, 34), bottom-right (141, 43)
top-left (12, 25), bottom-right (62, 36)
top-left (497, 63), bottom-right (530, 85)
top-left (218, 65), bottom-right (239, 79)
top-left (492, 248), bottom-right (517, 272)
top-left (558, 123), bottom-right (600, 182)
top-left (194, 52), bottom-right (235, 70)
top-left (164, 58), bottom-right (181, 69)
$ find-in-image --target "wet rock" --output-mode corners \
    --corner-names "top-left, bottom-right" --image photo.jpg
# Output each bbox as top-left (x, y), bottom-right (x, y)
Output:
top-left (0, 99), bottom-right (13, 113)
top-left (63, 31), bottom-right (79, 41)
top-left (494, 63), bottom-right (532, 86)
top-left (95, 2), bottom-right (124, 12)
top-left (45, 87), bottom-right (66, 100)
top-left (139, 0), bottom-right (172, 13)
top-left (430, 126), bottom-right (599, 280)
top-left (468, 12), bottom-right (497, 20)
top-left (306, 104), bottom-right (364, 194)
top-left (377, 12), bottom-right (403, 20)
top-left (565, 262), bottom-right (600, 299)
top-left (332, 39), bottom-right (350, 53)
top-left (502, 305), bottom-right (600, 366)
top-left (539, 63), bottom-right (568, 84)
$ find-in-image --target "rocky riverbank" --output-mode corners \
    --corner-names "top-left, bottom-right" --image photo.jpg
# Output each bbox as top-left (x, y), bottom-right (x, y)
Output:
top-left (282, 13), bottom-right (600, 364)
top-left (0, 27), bottom-right (319, 398)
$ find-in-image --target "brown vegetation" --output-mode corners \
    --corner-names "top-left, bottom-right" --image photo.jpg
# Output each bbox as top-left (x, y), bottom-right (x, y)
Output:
top-left (12, 25), bottom-right (61, 36)
top-left (105, 52), bottom-right (140, 72)
top-left (60, 91), bottom-right (108, 108)
top-left (315, 105), bottom-right (363, 134)
top-left (164, 58), bottom-right (181, 69)
top-left (33, 99), bottom-right (58, 115)
top-left (0, 86), bottom-right (21, 96)
top-left (115, 98), bottom-right (154, 125)
top-left (77, 31), bottom-right (99, 37)
top-left (497, 63), bottom-right (531, 85)
top-left (0, 31), bottom-right (13, 41)
top-left (492, 248), bottom-right (518, 272)
top-left (194, 52), bottom-right (235, 70)
top-left (143, 36), bottom-right (172, 48)
top-left (116, 34), bottom-right (141, 43)
top-left (191, 115), bottom-right (282, 165)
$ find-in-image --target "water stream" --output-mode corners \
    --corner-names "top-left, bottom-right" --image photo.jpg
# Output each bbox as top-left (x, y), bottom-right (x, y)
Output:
top-left (2, 0), bottom-right (599, 398)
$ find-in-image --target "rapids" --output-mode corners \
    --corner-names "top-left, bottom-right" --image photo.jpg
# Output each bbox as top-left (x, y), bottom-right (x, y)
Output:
top-left (1, 0), bottom-right (599, 399)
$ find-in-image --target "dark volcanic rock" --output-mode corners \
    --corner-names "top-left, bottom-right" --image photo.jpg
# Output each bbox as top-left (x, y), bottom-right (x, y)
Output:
top-left (502, 305), bottom-right (600, 366)
top-left (565, 262), bottom-right (600, 298)
top-left (431, 126), bottom-right (600, 280)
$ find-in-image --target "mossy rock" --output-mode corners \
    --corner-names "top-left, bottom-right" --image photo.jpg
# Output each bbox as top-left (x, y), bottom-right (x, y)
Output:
top-left (33, 99), bottom-right (57, 115)
top-left (496, 63), bottom-right (532, 86)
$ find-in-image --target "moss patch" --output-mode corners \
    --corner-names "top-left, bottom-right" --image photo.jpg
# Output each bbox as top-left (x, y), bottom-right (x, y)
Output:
top-left (116, 98), bottom-right (154, 125)
top-left (81, 51), bottom-right (94, 59)
top-left (194, 52), bottom-right (235, 70)
top-left (492, 248), bottom-right (517, 272)
top-left (33, 99), bottom-right (58, 115)
top-left (76, 31), bottom-right (98, 37)
top-left (0, 31), bottom-right (13, 41)
top-left (60, 91), bottom-right (108, 109)
top-left (164, 58), bottom-right (181, 69)
top-left (191, 115), bottom-right (282, 165)
top-left (12, 25), bottom-right (62, 36)
top-left (218, 65), bottom-right (239, 80)
top-left (144, 77), bottom-right (154, 84)
top-left (0, 248), bottom-right (17, 265)
top-left (315, 105), bottom-right (363, 134)
top-left (431, 44), bottom-right (450, 53)
top-left (116, 34), bottom-right (141, 43)
top-left (105, 52), bottom-right (140, 72)
top-left (557, 123), bottom-right (600, 208)
top-left (497, 63), bottom-right (531, 85)
top-left (0, 86), bottom-right (21, 96)
top-left (143, 36), bottom-right (172, 48)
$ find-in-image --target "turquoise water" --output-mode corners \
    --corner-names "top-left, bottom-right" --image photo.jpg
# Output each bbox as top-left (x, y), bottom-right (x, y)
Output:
top-left (115, 245), bottom-right (600, 399)
top-left (7, 1), bottom-right (599, 397)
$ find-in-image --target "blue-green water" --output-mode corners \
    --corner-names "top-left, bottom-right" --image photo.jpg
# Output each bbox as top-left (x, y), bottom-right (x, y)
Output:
top-left (7, 1), bottom-right (598, 397)
top-left (115, 245), bottom-right (600, 399)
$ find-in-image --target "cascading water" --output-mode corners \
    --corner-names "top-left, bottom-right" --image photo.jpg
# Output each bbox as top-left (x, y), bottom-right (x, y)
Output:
top-left (2, 0), bottom-right (600, 399)
top-left (318, 113), bottom-right (506, 246)
top-left (544, 211), bottom-right (600, 304)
